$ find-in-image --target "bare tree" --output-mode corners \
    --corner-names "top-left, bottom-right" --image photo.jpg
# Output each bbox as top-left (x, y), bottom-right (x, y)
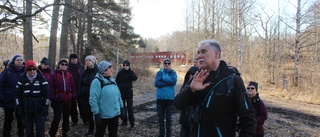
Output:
top-left (48, 0), bottom-right (61, 67)
top-left (23, 0), bottom-right (33, 60)
top-left (59, 0), bottom-right (72, 59)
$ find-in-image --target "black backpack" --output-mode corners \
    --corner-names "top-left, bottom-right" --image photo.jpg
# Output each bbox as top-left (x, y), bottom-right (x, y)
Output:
top-left (95, 76), bottom-right (117, 89)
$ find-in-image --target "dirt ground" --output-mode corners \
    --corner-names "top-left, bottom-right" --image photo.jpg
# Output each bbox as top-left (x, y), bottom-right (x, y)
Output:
top-left (0, 69), bottom-right (319, 137)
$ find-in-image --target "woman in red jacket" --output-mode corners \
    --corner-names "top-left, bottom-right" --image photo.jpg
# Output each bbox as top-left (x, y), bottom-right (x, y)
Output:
top-left (48, 58), bottom-right (76, 137)
top-left (247, 81), bottom-right (268, 137)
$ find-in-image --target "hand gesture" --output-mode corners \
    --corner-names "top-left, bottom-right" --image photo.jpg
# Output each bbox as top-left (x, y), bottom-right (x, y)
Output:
top-left (190, 69), bottom-right (210, 93)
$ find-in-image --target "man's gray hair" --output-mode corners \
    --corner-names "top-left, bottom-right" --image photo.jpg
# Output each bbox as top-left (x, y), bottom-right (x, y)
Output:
top-left (198, 39), bottom-right (222, 52)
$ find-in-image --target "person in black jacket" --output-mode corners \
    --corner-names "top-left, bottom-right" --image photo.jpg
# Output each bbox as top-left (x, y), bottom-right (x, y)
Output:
top-left (79, 55), bottom-right (99, 135)
top-left (68, 53), bottom-right (85, 126)
top-left (15, 60), bottom-right (50, 137)
top-left (0, 54), bottom-right (25, 137)
top-left (174, 39), bottom-right (256, 137)
top-left (116, 60), bottom-right (138, 129)
top-left (179, 66), bottom-right (199, 137)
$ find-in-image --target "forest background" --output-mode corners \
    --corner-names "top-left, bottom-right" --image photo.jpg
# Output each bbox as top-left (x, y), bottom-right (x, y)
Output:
top-left (0, 0), bottom-right (319, 105)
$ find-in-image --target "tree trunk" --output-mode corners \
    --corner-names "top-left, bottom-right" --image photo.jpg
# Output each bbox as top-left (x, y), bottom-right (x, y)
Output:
top-left (48, 0), bottom-right (61, 67)
top-left (86, 0), bottom-right (93, 55)
top-left (60, 0), bottom-right (72, 59)
top-left (23, 0), bottom-right (33, 60)
top-left (294, 0), bottom-right (301, 87)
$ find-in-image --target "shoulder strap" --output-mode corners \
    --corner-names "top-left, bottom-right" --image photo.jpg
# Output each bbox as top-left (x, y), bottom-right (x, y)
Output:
top-left (226, 73), bottom-right (236, 99)
top-left (95, 76), bottom-right (116, 89)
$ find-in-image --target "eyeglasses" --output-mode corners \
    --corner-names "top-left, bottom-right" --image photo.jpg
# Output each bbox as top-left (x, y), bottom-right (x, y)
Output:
top-left (60, 63), bottom-right (68, 66)
top-left (164, 63), bottom-right (171, 65)
top-left (27, 68), bottom-right (37, 71)
top-left (247, 87), bottom-right (255, 90)
top-left (123, 65), bottom-right (129, 66)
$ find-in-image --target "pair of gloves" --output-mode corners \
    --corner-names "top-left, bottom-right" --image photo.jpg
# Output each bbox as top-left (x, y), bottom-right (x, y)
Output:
top-left (94, 108), bottom-right (125, 125)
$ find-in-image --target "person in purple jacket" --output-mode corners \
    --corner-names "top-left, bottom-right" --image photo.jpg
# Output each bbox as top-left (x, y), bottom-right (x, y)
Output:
top-left (247, 81), bottom-right (268, 137)
top-left (49, 58), bottom-right (77, 137)
top-left (38, 57), bottom-right (54, 82)
top-left (0, 54), bottom-right (25, 137)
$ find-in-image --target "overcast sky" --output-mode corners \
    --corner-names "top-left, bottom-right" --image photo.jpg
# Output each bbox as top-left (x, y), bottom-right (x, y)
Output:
top-left (130, 0), bottom-right (186, 38)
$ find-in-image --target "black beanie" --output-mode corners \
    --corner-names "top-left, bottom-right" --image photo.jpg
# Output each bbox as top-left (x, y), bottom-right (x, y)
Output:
top-left (40, 57), bottom-right (49, 65)
top-left (248, 81), bottom-right (258, 92)
top-left (123, 60), bottom-right (130, 66)
top-left (69, 53), bottom-right (78, 60)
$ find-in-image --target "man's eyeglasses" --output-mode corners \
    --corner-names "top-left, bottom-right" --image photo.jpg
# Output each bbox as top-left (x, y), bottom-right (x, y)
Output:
top-left (164, 63), bottom-right (171, 65)
top-left (60, 63), bottom-right (68, 66)
top-left (247, 87), bottom-right (255, 90)
top-left (27, 68), bottom-right (37, 71)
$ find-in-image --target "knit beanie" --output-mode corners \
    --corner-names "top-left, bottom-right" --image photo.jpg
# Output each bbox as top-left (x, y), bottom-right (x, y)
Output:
top-left (123, 60), bottom-right (130, 66)
top-left (40, 57), bottom-right (49, 65)
top-left (98, 61), bottom-right (112, 74)
top-left (163, 58), bottom-right (171, 64)
top-left (69, 53), bottom-right (78, 60)
top-left (9, 54), bottom-right (23, 65)
top-left (248, 81), bottom-right (258, 92)
top-left (85, 55), bottom-right (96, 64)
top-left (25, 60), bottom-right (37, 70)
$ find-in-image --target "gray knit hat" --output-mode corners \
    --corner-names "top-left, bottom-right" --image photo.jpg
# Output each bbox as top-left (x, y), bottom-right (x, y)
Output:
top-left (98, 61), bottom-right (112, 74)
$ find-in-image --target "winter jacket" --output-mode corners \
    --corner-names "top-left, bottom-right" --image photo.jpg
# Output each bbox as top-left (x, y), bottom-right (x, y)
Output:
top-left (251, 94), bottom-right (267, 136)
top-left (79, 64), bottom-right (99, 102)
top-left (49, 69), bottom-right (76, 106)
top-left (174, 60), bottom-right (256, 137)
top-left (38, 65), bottom-right (54, 82)
top-left (115, 68), bottom-right (137, 96)
top-left (15, 71), bottom-right (50, 115)
top-left (89, 73), bottom-right (124, 119)
top-left (68, 62), bottom-right (83, 93)
top-left (0, 64), bottom-right (25, 108)
top-left (154, 68), bottom-right (177, 100)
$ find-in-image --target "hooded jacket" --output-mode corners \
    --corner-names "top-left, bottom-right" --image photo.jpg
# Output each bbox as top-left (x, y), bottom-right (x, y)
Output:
top-left (174, 60), bottom-right (256, 137)
top-left (89, 73), bottom-right (124, 119)
top-left (49, 69), bottom-right (76, 105)
top-left (0, 63), bottom-right (25, 108)
top-left (116, 67), bottom-right (137, 94)
top-left (154, 68), bottom-right (177, 100)
top-left (38, 65), bottom-right (54, 82)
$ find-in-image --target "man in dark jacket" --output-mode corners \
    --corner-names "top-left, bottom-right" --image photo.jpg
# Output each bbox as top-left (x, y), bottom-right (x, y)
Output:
top-left (174, 39), bottom-right (256, 137)
top-left (116, 60), bottom-right (138, 129)
top-left (68, 53), bottom-right (85, 126)
top-left (16, 60), bottom-right (50, 137)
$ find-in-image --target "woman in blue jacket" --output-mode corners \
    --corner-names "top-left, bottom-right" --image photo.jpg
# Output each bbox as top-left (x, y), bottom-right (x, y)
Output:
top-left (0, 54), bottom-right (25, 137)
top-left (90, 61), bottom-right (124, 137)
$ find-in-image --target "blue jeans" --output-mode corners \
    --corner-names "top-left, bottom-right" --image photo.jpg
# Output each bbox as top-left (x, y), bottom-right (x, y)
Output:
top-left (156, 100), bottom-right (173, 137)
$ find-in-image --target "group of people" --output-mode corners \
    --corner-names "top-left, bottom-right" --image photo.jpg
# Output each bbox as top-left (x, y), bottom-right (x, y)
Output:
top-left (155, 39), bottom-right (268, 137)
top-left (0, 39), bottom-right (268, 137)
top-left (0, 53), bottom-right (138, 137)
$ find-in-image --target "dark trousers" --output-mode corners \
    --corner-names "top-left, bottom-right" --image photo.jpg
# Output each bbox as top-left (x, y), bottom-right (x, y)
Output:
top-left (49, 101), bottom-right (70, 136)
top-left (83, 100), bottom-right (94, 132)
top-left (70, 98), bottom-right (78, 124)
top-left (78, 97), bottom-right (88, 124)
top-left (121, 93), bottom-right (134, 126)
top-left (180, 124), bottom-right (190, 137)
top-left (156, 100), bottom-right (173, 137)
top-left (95, 116), bottom-right (119, 137)
top-left (3, 108), bottom-right (24, 137)
top-left (24, 113), bottom-right (45, 137)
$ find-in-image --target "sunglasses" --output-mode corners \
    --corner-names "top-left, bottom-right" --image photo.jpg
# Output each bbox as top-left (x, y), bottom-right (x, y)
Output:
top-left (27, 68), bottom-right (37, 71)
top-left (60, 63), bottom-right (68, 66)
top-left (104, 66), bottom-right (112, 71)
top-left (247, 87), bottom-right (255, 90)
top-left (164, 63), bottom-right (171, 65)
top-left (123, 64), bottom-right (129, 66)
